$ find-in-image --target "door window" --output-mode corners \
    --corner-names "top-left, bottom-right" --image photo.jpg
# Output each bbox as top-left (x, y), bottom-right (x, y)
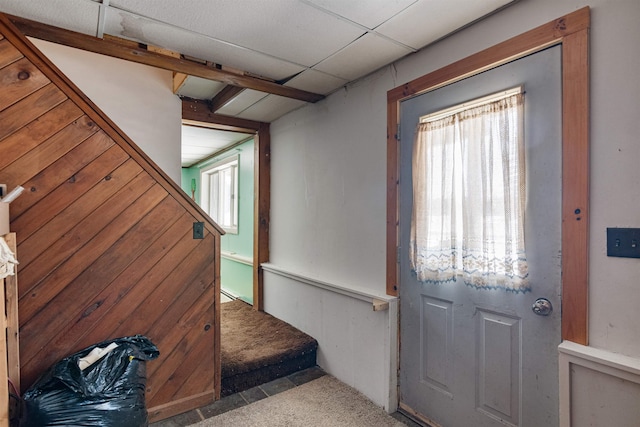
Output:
top-left (410, 88), bottom-right (528, 292)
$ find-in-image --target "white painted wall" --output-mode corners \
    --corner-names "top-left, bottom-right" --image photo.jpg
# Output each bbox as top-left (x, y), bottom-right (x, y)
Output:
top-left (267, 0), bottom-right (640, 419)
top-left (29, 39), bottom-right (182, 183)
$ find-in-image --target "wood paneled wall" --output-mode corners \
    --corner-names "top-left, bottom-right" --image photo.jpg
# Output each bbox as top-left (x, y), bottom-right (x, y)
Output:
top-left (0, 14), bottom-right (222, 421)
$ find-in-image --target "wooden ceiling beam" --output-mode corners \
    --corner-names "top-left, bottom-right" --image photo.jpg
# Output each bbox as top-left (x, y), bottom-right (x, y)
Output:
top-left (182, 98), bottom-right (265, 132)
top-left (6, 13), bottom-right (325, 103)
top-left (173, 73), bottom-right (188, 94)
top-left (209, 85), bottom-right (246, 112)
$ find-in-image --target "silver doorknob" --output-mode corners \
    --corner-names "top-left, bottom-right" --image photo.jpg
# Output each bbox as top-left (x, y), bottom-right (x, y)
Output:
top-left (532, 298), bottom-right (553, 316)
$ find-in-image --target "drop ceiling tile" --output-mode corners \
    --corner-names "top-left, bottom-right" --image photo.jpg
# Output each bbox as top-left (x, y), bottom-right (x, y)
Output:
top-left (285, 69), bottom-right (348, 96)
top-left (303, 0), bottom-right (418, 29)
top-left (215, 90), bottom-right (269, 117)
top-left (183, 125), bottom-right (250, 147)
top-left (376, 0), bottom-right (514, 49)
top-left (236, 95), bottom-right (307, 123)
top-left (0, 0), bottom-right (100, 35)
top-left (109, 0), bottom-right (365, 66)
top-left (314, 32), bottom-right (412, 81)
top-left (182, 125), bottom-right (253, 166)
top-left (177, 77), bottom-right (226, 100)
top-left (104, 8), bottom-right (305, 81)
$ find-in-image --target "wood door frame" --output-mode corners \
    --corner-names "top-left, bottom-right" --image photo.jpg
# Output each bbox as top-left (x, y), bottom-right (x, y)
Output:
top-left (386, 8), bottom-right (590, 344)
top-left (182, 100), bottom-right (269, 311)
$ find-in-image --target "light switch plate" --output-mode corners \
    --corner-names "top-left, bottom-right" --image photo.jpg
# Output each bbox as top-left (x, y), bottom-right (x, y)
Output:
top-left (607, 228), bottom-right (640, 258)
top-left (193, 222), bottom-right (204, 239)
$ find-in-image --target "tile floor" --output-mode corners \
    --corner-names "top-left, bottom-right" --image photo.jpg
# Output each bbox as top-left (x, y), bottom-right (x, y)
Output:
top-left (149, 366), bottom-right (422, 427)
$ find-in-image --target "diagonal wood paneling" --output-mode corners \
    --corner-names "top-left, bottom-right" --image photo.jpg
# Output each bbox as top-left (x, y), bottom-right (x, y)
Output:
top-left (0, 13), bottom-right (222, 421)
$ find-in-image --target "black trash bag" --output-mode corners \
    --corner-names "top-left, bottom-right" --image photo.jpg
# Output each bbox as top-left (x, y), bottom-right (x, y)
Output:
top-left (21, 335), bottom-right (160, 427)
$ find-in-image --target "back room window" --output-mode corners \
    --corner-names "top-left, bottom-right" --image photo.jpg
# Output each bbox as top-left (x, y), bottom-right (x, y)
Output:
top-left (201, 154), bottom-right (239, 234)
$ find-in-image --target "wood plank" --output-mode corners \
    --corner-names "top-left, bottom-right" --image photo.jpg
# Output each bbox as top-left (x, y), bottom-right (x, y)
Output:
top-left (17, 158), bottom-right (143, 273)
top-left (386, 100), bottom-right (399, 296)
top-left (146, 286), bottom-right (215, 404)
top-left (34, 213), bottom-right (192, 373)
top-left (70, 222), bottom-right (205, 350)
top-left (0, 82), bottom-right (66, 140)
top-left (172, 72), bottom-right (188, 94)
top-left (0, 115), bottom-right (98, 189)
top-left (168, 306), bottom-right (216, 402)
top-left (145, 287), bottom-right (215, 387)
top-left (150, 301), bottom-right (215, 404)
top-left (144, 273), bottom-right (214, 365)
top-left (0, 100), bottom-right (83, 171)
top-left (106, 236), bottom-right (216, 405)
top-left (0, 37), bottom-right (22, 69)
top-left (213, 233), bottom-right (221, 399)
top-left (20, 196), bottom-right (183, 376)
top-left (148, 391), bottom-right (214, 424)
top-left (17, 164), bottom-right (148, 301)
top-left (11, 132), bottom-right (120, 235)
top-left (0, 56), bottom-right (50, 111)
top-left (165, 309), bottom-right (216, 404)
top-left (210, 85), bottom-right (246, 112)
top-left (5, 14), bottom-right (325, 104)
top-left (19, 187), bottom-right (168, 380)
top-left (561, 28), bottom-right (590, 345)
top-left (109, 234), bottom-right (215, 340)
top-left (11, 132), bottom-right (119, 224)
top-left (3, 233), bottom-right (20, 393)
top-left (253, 123), bottom-right (270, 310)
top-left (183, 99), bottom-right (266, 132)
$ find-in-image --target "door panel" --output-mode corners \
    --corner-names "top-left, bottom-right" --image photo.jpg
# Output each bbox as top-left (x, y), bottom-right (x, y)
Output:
top-left (399, 46), bottom-right (562, 427)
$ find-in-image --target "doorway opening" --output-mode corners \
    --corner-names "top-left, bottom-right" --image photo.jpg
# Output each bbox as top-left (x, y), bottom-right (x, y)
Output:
top-left (180, 113), bottom-right (270, 310)
top-left (181, 124), bottom-right (255, 304)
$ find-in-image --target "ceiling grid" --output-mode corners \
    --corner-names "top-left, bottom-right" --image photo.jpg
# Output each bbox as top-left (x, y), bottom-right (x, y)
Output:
top-left (0, 0), bottom-right (517, 164)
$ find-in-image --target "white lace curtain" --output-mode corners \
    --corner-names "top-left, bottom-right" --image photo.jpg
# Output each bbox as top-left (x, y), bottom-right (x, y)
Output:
top-left (410, 93), bottom-right (529, 292)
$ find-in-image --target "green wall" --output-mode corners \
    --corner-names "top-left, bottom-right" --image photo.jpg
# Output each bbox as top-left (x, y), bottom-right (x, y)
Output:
top-left (181, 138), bottom-right (254, 303)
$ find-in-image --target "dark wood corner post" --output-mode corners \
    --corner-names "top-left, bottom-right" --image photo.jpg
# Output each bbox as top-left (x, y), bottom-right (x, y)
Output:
top-left (254, 123), bottom-right (270, 311)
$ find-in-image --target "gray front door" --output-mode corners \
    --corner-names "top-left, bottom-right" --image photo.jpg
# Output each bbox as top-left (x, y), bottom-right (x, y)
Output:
top-left (399, 46), bottom-right (562, 427)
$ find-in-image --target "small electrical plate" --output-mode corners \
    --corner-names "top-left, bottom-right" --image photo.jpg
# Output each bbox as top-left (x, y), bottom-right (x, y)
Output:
top-left (0, 184), bottom-right (7, 198)
top-left (193, 222), bottom-right (204, 239)
top-left (607, 228), bottom-right (640, 258)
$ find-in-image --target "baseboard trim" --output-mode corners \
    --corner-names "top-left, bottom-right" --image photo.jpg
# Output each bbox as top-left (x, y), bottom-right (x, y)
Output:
top-left (147, 390), bottom-right (214, 423)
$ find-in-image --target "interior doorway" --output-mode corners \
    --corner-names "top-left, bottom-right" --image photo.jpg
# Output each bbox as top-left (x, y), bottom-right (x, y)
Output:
top-left (180, 112), bottom-right (270, 311)
top-left (182, 125), bottom-right (255, 304)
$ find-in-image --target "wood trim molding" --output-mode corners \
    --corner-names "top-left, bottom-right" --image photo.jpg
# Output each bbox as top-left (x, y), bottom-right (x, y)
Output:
top-left (386, 7), bottom-right (590, 345)
top-left (5, 13), bottom-right (325, 104)
top-left (253, 123), bottom-right (270, 312)
top-left (182, 98), bottom-right (265, 133)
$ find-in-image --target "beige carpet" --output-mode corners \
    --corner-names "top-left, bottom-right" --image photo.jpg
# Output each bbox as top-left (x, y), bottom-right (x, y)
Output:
top-left (189, 375), bottom-right (404, 427)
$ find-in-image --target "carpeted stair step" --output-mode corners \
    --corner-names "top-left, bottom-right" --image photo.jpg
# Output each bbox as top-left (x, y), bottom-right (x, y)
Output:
top-left (220, 300), bottom-right (318, 396)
